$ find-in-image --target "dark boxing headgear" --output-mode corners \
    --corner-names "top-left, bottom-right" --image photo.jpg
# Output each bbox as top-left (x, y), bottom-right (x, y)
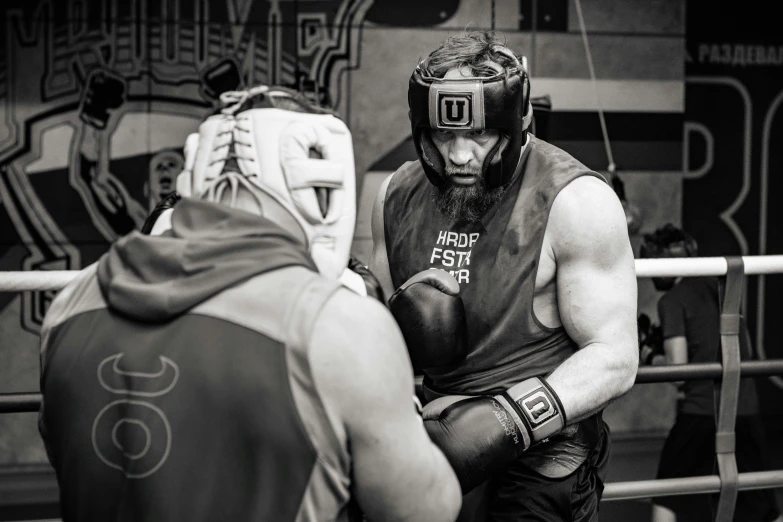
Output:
top-left (408, 47), bottom-right (533, 190)
top-left (640, 224), bottom-right (699, 259)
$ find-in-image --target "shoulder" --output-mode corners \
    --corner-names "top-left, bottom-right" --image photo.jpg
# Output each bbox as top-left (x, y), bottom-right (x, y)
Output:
top-left (668, 277), bottom-right (712, 304)
top-left (375, 172), bottom-right (394, 206)
top-left (548, 176), bottom-right (627, 261)
top-left (386, 160), bottom-right (426, 194)
top-left (658, 288), bottom-right (680, 310)
top-left (43, 263), bottom-right (100, 332)
top-left (372, 160), bottom-right (425, 228)
top-left (695, 276), bottom-right (720, 293)
top-left (371, 173), bottom-right (394, 236)
top-left (554, 174), bottom-right (616, 205)
top-left (373, 161), bottom-right (422, 211)
top-left (308, 289), bottom-right (414, 434)
top-left (41, 263), bottom-right (101, 357)
top-left (310, 289), bottom-right (409, 388)
top-left (315, 288), bottom-right (399, 338)
top-left (527, 137), bottom-right (594, 176)
top-left (394, 159), bottom-right (424, 177)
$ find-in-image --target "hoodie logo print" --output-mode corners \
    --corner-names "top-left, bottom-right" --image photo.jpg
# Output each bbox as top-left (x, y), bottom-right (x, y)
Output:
top-left (92, 353), bottom-right (179, 478)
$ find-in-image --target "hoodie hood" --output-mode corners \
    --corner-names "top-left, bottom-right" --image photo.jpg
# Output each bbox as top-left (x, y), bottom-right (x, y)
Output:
top-left (97, 198), bottom-right (317, 322)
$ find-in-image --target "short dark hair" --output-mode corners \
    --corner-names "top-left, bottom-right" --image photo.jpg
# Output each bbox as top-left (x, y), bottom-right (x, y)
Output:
top-left (642, 224), bottom-right (699, 257)
top-left (419, 31), bottom-right (521, 78)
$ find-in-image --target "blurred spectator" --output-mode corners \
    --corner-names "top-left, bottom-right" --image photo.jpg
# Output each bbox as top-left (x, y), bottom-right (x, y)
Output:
top-left (640, 225), bottom-right (781, 522)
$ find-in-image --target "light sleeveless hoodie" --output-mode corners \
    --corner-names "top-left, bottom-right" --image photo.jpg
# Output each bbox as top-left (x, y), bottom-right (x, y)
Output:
top-left (39, 199), bottom-right (356, 522)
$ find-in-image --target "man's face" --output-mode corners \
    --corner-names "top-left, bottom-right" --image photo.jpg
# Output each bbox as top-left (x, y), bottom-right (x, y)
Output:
top-left (431, 66), bottom-right (501, 185)
top-left (147, 151), bottom-right (184, 210)
top-left (150, 152), bottom-right (184, 196)
top-left (430, 128), bottom-right (501, 185)
top-left (429, 66), bottom-right (507, 222)
top-left (153, 155), bottom-right (183, 194)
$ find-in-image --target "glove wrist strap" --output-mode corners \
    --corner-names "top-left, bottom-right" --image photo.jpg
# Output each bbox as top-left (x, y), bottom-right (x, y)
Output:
top-left (502, 377), bottom-right (566, 446)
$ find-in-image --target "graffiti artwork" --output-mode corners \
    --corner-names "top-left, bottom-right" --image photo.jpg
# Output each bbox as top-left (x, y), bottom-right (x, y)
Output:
top-left (0, 0), bottom-right (372, 333)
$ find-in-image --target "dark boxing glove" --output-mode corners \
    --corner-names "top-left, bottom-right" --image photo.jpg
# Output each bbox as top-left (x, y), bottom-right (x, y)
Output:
top-left (141, 191), bottom-right (182, 234)
top-left (199, 57), bottom-right (242, 101)
top-left (638, 314), bottom-right (664, 365)
top-left (347, 257), bottom-right (384, 303)
top-left (388, 270), bottom-right (468, 370)
top-left (423, 377), bottom-right (566, 493)
top-left (80, 69), bottom-right (126, 129)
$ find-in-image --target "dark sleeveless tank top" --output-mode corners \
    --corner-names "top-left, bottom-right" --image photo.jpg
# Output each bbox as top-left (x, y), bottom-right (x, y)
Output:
top-left (384, 136), bottom-right (605, 395)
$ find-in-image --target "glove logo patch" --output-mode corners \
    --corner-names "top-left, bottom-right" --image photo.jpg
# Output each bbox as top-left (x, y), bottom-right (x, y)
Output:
top-left (521, 390), bottom-right (556, 425)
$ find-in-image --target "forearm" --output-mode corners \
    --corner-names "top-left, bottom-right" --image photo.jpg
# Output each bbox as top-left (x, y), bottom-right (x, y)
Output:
top-left (395, 445), bottom-right (462, 522)
top-left (546, 341), bottom-right (637, 424)
top-left (357, 438), bottom-right (461, 522)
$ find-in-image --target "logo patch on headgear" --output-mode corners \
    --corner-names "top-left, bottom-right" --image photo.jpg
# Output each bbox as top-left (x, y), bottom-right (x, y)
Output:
top-left (521, 390), bottom-right (556, 425)
top-left (438, 93), bottom-right (473, 127)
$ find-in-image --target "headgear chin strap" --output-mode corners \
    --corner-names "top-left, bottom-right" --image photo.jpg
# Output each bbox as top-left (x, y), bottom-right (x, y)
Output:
top-left (408, 48), bottom-right (532, 190)
top-left (176, 86), bottom-right (356, 281)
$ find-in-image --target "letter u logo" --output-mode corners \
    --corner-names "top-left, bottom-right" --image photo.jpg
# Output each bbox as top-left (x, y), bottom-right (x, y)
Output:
top-left (446, 100), bottom-right (465, 121)
top-left (521, 391), bottom-right (555, 425)
top-left (438, 94), bottom-right (472, 126)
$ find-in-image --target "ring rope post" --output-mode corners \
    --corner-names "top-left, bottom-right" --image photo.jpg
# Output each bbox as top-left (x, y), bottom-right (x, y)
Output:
top-left (713, 257), bottom-right (744, 522)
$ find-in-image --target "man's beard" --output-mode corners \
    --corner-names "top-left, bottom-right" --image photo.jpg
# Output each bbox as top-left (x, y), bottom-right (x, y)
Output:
top-left (433, 167), bottom-right (506, 223)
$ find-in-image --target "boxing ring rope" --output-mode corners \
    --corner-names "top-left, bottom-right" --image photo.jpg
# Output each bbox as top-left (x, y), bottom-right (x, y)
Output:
top-left (2, 255), bottom-right (783, 514)
top-left (2, 255), bottom-right (783, 292)
top-left (0, 270), bottom-right (80, 292)
top-left (604, 471), bottom-right (783, 501)
top-left (635, 255), bottom-right (783, 277)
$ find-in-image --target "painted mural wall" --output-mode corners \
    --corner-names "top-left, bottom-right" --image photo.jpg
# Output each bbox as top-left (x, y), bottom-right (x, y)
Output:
top-left (2, 0), bottom-right (776, 468)
top-left (683, 2), bottom-right (783, 416)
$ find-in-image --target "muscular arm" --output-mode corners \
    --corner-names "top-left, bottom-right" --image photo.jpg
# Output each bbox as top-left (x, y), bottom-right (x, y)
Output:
top-left (369, 174), bottom-right (395, 303)
top-left (657, 295), bottom-right (688, 385)
top-left (310, 289), bottom-right (461, 522)
top-left (545, 176), bottom-right (639, 423)
top-left (663, 336), bottom-right (688, 387)
top-left (663, 337), bottom-right (688, 365)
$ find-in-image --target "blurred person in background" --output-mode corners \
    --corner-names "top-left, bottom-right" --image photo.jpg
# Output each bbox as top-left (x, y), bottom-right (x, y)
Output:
top-left (640, 224), bottom-right (781, 522)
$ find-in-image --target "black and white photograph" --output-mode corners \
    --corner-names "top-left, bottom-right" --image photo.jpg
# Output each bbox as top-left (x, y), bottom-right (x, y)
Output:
top-left (0, 0), bottom-right (781, 520)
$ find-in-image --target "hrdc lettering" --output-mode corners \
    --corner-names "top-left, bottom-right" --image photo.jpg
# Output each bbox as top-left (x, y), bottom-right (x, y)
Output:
top-left (429, 231), bottom-right (480, 284)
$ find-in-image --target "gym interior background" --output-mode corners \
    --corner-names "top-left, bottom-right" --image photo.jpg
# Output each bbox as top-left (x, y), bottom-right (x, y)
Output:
top-left (0, 0), bottom-right (781, 519)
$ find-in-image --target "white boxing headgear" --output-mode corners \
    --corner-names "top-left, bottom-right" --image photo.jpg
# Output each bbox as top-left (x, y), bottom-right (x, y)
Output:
top-left (176, 86), bottom-right (356, 280)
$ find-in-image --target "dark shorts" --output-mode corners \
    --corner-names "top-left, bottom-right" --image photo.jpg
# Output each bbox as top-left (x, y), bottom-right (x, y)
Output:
top-left (456, 419), bottom-right (611, 522)
top-left (653, 413), bottom-right (780, 522)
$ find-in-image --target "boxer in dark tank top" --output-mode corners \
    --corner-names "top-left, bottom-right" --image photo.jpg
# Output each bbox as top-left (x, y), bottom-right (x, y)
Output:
top-left (371, 31), bottom-right (639, 522)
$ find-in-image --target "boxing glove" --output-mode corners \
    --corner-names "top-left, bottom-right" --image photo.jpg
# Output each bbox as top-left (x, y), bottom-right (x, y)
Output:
top-left (423, 377), bottom-right (566, 493)
top-left (199, 57), bottom-right (242, 101)
top-left (347, 257), bottom-right (384, 302)
top-left (638, 314), bottom-right (664, 365)
top-left (141, 191), bottom-right (182, 235)
top-left (80, 69), bottom-right (126, 129)
top-left (388, 270), bottom-right (468, 370)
